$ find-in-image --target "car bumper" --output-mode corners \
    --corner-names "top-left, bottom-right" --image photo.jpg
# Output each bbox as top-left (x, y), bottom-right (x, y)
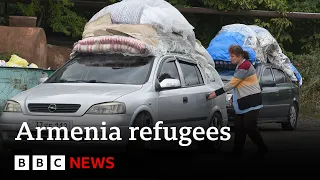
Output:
top-left (0, 112), bottom-right (133, 147)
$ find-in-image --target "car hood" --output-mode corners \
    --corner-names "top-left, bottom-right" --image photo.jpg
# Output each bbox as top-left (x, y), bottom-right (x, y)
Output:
top-left (12, 83), bottom-right (142, 115)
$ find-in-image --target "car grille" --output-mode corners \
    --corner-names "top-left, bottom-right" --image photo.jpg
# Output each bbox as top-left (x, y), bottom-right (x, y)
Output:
top-left (28, 103), bottom-right (81, 113)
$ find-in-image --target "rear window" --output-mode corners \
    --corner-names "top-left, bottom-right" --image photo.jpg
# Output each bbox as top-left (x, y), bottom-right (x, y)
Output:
top-left (179, 61), bottom-right (204, 86)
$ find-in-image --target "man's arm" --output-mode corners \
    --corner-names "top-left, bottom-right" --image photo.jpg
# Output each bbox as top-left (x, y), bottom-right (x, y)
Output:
top-left (215, 77), bottom-right (242, 96)
top-left (214, 67), bottom-right (248, 97)
top-left (208, 61), bottom-right (252, 99)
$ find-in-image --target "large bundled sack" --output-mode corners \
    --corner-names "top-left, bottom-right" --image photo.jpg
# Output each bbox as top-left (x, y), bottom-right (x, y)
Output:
top-left (194, 39), bottom-right (215, 68)
top-left (72, 0), bottom-right (218, 81)
top-left (88, 0), bottom-right (194, 40)
top-left (73, 22), bottom-right (195, 57)
top-left (83, 13), bottom-right (113, 39)
top-left (206, 24), bottom-right (257, 63)
top-left (207, 24), bottom-right (302, 85)
top-left (248, 25), bottom-right (299, 84)
top-left (74, 0), bottom-right (196, 57)
top-left (73, 35), bottom-right (153, 56)
top-left (192, 40), bottom-right (223, 86)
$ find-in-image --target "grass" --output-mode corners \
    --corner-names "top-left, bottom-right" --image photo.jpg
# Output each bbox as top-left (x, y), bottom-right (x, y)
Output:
top-left (300, 105), bottom-right (320, 120)
top-left (293, 50), bottom-right (320, 119)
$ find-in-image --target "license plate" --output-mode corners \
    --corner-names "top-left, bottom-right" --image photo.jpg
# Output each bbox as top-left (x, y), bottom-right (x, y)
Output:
top-left (28, 120), bottom-right (71, 130)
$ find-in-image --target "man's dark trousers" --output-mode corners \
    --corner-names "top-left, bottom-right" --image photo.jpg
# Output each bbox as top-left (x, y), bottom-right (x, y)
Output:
top-left (234, 109), bottom-right (268, 154)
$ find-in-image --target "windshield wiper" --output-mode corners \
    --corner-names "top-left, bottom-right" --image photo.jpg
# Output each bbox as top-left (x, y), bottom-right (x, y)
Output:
top-left (81, 80), bottom-right (110, 83)
top-left (112, 67), bottom-right (124, 69)
top-left (49, 79), bottom-right (80, 83)
top-left (50, 79), bottom-right (110, 83)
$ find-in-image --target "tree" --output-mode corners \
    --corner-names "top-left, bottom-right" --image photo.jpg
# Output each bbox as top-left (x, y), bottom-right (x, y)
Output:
top-left (16, 0), bottom-right (87, 37)
top-left (167, 0), bottom-right (292, 52)
top-left (9, 0), bottom-right (320, 54)
top-left (287, 0), bottom-right (320, 52)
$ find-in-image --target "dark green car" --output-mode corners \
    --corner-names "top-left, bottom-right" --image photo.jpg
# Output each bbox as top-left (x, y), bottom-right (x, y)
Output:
top-left (217, 63), bottom-right (300, 130)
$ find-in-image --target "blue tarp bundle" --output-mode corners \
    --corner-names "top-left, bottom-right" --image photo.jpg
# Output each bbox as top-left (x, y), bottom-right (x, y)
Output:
top-left (289, 63), bottom-right (303, 86)
top-left (206, 24), bottom-right (303, 86)
top-left (206, 31), bottom-right (256, 63)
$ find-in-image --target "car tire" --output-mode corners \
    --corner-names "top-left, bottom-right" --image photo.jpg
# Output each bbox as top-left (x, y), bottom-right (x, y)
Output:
top-left (0, 132), bottom-right (7, 154)
top-left (126, 112), bottom-right (153, 154)
top-left (282, 104), bottom-right (298, 131)
top-left (197, 112), bottom-right (223, 153)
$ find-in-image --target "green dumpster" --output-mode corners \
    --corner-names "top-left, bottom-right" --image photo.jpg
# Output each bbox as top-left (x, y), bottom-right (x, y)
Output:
top-left (0, 67), bottom-right (46, 113)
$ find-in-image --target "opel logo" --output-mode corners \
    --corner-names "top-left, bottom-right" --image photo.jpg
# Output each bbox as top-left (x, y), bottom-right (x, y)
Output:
top-left (48, 104), bottom-right (57, 112)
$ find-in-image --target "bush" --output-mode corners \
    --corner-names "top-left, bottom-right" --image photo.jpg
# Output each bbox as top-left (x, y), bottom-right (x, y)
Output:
top-left (292, 50), bottom-right (320, 115)
top-left (0, 52), bottom-right (20, 62)
top-left (0, 53), bottom-right (11, 62)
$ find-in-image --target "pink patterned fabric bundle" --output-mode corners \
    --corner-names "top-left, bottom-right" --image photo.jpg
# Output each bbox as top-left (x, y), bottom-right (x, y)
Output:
top-left (73, 36), bottom-right (150, 55)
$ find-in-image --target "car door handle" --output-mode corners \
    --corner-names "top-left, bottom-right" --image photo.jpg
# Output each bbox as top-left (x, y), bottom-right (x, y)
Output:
top-left (275, 91), bottom-right (280, 96)
top-left (183, 97), bottom-right (188, 103)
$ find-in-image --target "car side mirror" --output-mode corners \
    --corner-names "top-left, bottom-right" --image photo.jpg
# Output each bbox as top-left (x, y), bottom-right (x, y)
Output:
top-left (261, 80), bottom-right (276, 87)
top-left (38, 77), bottom-right (48, 84)
top-left (156, 78), bottom-right (181, 91)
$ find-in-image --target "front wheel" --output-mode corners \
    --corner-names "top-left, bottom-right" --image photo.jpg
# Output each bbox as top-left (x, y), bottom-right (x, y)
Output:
top-left (282, 104), bottom-right (298, 130)
top-left (0, 133), bottom-right (8, 154)
top-left (197, 113), bottom-right (223, 153)
top-left (126, 112), bottom-right (153, 153)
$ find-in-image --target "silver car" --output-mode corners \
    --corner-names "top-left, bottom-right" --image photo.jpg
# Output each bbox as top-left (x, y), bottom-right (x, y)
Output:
top-left (0, 53), bottom-right (228, 151)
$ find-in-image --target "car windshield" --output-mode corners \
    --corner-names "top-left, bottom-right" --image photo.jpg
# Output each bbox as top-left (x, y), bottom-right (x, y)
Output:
top-left (46, 54), bottom-right (155, 85)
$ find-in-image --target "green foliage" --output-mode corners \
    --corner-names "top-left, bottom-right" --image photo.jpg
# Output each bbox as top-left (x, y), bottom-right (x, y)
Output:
top-left (0, 53), bottom-right (11, 62)
top-left (0, 17), bottom-right (6, 25)
top-left (293, 50), bottom-right (320, 113)
top-left (17, 0), bottom-right (40, 16)
top-left (254, 18), bottom-right (293, 50)
top-left (16, 0), bottom-right (87, 37)
top-left (286, 0), bottom-right (320, 53)
top-left (202, 0), bottom-right (288, 11)
top-left (47, 0), bottom-right (87, 37)
top-left (164, 0), bottom-right (295, 52)
top-left (0, 52), bottom-right (20, 62)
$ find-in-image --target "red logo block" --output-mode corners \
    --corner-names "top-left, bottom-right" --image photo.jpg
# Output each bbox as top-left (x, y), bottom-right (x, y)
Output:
top-left (69, 157), bottom-right (115, 169)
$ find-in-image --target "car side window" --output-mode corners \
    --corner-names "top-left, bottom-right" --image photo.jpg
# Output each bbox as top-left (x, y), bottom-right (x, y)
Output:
top-left (179, 61), bottom-right (203, 86)
top-left (158, 60), bottom-right (180, 83)
top-left (272, 68), bottom-right (286, 84)
top-left (195, 65), bottom-right (204, 84)
top-left (262, 68), bottom-right (274, 83)
top-left (285, 75), bottom-right (291, 83)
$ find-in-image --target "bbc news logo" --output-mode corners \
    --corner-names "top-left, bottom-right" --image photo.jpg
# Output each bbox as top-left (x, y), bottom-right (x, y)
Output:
top-left (14, 155), bottom-right (115, 170)
top-left (14, 155), bottom-right (65, 170)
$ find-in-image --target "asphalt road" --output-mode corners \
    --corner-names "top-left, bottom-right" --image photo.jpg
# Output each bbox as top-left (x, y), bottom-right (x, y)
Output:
top-left (1, 116), bottom-right (319, 178)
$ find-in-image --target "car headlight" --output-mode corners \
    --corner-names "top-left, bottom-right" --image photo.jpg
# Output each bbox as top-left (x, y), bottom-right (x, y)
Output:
top-left (86, 102), bottom-right (126, 114)
top-left (3, 100), bottom-right (22, 112)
